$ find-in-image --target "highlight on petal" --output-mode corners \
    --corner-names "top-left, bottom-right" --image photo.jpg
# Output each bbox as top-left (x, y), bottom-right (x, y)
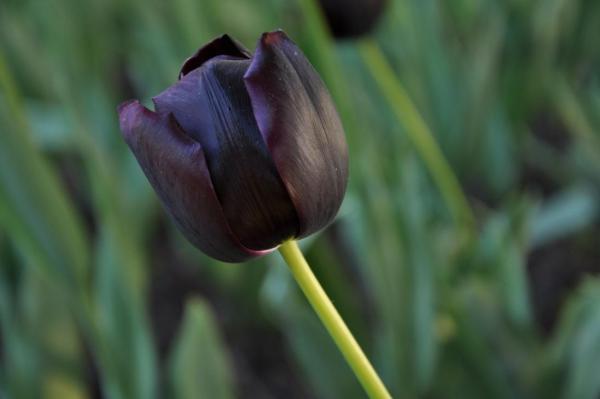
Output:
top-left (154, 58), bottom-right (299, 251)
top-left (179, 34), bottom-right (251, 79)
top-left (244, 30), bottom-right (349, 238)
top-left (118, 100), bottom-right (267, 262)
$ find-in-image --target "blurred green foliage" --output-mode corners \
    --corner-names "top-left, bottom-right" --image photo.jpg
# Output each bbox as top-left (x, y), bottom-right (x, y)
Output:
top-left (1, 0), bottom-right (599, 398)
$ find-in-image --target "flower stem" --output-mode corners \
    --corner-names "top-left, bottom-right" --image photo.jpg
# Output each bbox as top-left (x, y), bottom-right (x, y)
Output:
top-left (278, 240), bottom-right (392, 399)
top-left (357, 40), bottom-right (475, 240)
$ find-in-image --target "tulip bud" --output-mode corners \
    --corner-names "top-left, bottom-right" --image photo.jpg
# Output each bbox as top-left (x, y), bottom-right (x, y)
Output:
top-left (118, 31), bottom-right (348, 262)
top-left (318, 0), bottom-right (387, 39)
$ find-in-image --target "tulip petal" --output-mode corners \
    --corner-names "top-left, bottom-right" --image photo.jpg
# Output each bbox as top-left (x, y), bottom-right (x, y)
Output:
top-left (179, 34), bottom-right (251, 79)
top-left (153, 59), bottom-right (299, 250)
top-left (118, 100), bottom-right (267, 262)
top-left (244, 30), bottom-right (349, 237)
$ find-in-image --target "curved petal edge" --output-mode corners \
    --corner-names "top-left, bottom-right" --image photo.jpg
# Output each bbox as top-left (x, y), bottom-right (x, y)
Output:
top-left (118, 100), bottom-right (269, 262)
top-left (179, 34), bottom-right (252, 79)
top-left (244, 31), bottom-right (349, 237)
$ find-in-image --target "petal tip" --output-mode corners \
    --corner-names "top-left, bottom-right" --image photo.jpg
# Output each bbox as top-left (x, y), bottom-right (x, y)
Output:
top-left (260, 29), bottom-right (289, 46)
top-left (117, 99), bottom-right (139, 115)
top-left (244, 30), bottom-right (292, 83)
top-left (117, 99), bottom-right (156, 140)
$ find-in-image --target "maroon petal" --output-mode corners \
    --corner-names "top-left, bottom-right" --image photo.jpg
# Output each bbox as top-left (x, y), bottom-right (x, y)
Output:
top-left (244, 31), bottom-right (349, 238)
top-left (118, 100), bottom-right (267, 262)
top-left (179, 34), bottom-right (251, 79)
top-left (153, 59), bottom-right (299, 251)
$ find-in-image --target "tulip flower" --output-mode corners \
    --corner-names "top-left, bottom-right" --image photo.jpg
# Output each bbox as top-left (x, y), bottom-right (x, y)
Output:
top-left (118, 30), bottom-right (348, 262)
top-left (318, 0), bottom-right (387, 38)
top-left (118, 31), bottom-right (391, 399)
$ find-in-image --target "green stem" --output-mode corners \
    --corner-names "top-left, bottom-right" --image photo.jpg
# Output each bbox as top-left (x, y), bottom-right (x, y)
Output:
top-left (278, 240), bottom-right (392, 399)
top-left (357, 40), bottom-right (475, 239)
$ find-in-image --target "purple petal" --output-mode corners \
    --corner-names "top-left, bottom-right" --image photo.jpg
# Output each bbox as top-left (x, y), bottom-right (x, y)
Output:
top-left (118, 100), bottom-right (268, 262)
top-left (244, 30), bottom-right (349, 238)
top-left (179, 34), bottom-right (251, 79)
top-left (153, 58), bottom-right (299, 250)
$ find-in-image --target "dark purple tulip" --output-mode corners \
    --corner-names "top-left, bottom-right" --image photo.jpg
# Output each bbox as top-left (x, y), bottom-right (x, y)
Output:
top-left (319, 0), bottom-right (387, 39)
top-left (118, 31), bottom-right (348, 262)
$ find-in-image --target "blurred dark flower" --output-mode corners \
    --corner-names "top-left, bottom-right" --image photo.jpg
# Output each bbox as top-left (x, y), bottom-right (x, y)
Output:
top-left (319, 0), bottom-right (387, 38)
top-left (118, 31), bottom-right (348, 262)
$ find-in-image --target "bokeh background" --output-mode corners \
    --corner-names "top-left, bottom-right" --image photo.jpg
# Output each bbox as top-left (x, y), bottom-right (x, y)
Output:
top-left (1, 0), bottom-right (600, 398)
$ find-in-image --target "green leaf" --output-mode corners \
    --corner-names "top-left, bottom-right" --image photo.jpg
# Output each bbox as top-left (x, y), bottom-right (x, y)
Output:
top-left (93, 222), bottom-right (158, 399)
top-left (0, 52), bottom-right (90, 292)
top-left (530, 186), bottom-right (598, 248)
top-left (550, 278), bottom-right (600, 399)
top-left (25, 100), bottom-right (74, 151)
top-left (0, 265), bottom-right (42, 399)
top-left (168, 298), bottom-right (235, 399)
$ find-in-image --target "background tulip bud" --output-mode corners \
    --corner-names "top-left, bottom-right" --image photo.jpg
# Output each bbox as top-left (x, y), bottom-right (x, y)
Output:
top-left (318, 0), bottom-right (387, 38)
top-left (118, 31), bottom-right (348, 262)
